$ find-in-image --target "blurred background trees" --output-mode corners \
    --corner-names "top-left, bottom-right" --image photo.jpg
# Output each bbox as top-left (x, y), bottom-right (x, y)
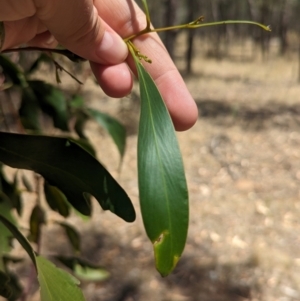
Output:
top-left (136, 0), bottom-right (300, 74)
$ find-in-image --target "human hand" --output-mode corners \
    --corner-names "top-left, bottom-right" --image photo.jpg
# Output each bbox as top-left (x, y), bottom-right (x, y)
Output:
top-left (0, 0), bottom-right (198, 131)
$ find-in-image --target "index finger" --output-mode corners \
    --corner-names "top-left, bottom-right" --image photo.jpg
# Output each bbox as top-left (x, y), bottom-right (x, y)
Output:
top-left (95, 0), bottom-right (198, 131)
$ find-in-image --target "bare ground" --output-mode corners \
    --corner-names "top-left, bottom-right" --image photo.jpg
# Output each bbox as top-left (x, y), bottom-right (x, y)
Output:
top-left (3, 35), bottom-right (300, 301)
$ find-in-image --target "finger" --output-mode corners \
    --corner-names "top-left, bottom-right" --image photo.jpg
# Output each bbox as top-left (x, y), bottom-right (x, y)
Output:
top-left (90, 62), bottom-right (133, 98)
top-left (95, 0), bottom-right (198, 131)
top-left (35, 0), bottom-right (128, 65)
top-left (27, 31), bottom-right (58, 48)
top-left (2, 17), bottom-right (47, 50)
top-left (0, 0), bottom-right (36, 21)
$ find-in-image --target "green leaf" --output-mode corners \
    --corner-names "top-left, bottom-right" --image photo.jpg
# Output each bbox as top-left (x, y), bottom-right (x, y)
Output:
top-left (36, 255), bottom-right (86, 301)
top-left (70, 95), bottom-right (85, 109)
top-left (29, 80), bottom-right (69, 131)
top-left (74, 111), bottom-right (89, 139)
top-left (0, 215), bottom-right (36, 269)
top-left (74, 264), bottom-right (109, 282)
top-left (44, 182), bottom-right (70, 217)
top-left (141, 0), bottom-right (151, 26)
top-left (57, 222), bottom-right (80, 253)
top-left (131, 50), bottom-right (189, 276)
top-left (87, 108), bottom-right (126, 159)
top-left (19, 86), bottom-right (41, 131)
top-left (28, 205), bottom-right (45, 244)
top-left (56, 256), bottom-right (109, 282)
top-left (0, 168), bottom-right (22, 215)
top-left (27, 53), bottom-right (53, 75)
top-left (0, 132), bottom-right (135, 222)
top-left (69, 138), bottom-right (96, 158)
top-left (0, 55), bottom-right (27, 87)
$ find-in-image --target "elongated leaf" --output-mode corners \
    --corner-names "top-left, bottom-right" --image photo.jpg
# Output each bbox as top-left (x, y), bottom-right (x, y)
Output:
top-left (29, 205), bottom-right (45, 244)
top-left (36, 256), bottom-right (85, 301)
top-left (0, 215), bottom-right (36, 269)
top-left (27, 53), bottom-right (53, 75)
top-left (87, 108), bottom-right (126, 158)
top-left (44, 182), bottom-right (70, 217)
top-left (131, 51), bottom-right (189, 276)
top-left (74, 264), bottom-right (109, 282)
top-left (19, 87), bottom-right (41, 131)
top-left (29, 80), bottom-right (69, 131)
top-left (0, 168), bottom-right (22, 215)
top-left (57, 222), bottom-right (80, 253)
top-left (0, 132), bottom-right (135, 222)
top-left (56, 256), bottom-right (109, 282)
top-left (141, 0), bottom-right (151, 26)
top-left (70, 138), bottom-right (96, 158)
top-left (0, 55), bottom-right (27, 87)
top-left (74, 111), bottom-right (89, 139)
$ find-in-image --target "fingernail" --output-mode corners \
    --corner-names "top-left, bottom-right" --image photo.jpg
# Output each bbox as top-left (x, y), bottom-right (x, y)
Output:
top-left (97, 31), bottom-right (128, 64)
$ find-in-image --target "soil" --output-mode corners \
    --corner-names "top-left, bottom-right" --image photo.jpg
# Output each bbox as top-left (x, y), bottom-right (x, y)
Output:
top-left (3, 34), bottom-right (300, 301)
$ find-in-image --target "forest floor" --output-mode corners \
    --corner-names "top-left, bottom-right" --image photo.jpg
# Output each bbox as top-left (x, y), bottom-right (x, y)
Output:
top-left (4, 34), bottom-right (300, 301)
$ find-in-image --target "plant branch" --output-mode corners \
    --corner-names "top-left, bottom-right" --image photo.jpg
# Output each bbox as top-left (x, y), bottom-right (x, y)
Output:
top-left (2, 47), bottom-right (86, 63)
top-left (124, 18), bottom-right (271, 42)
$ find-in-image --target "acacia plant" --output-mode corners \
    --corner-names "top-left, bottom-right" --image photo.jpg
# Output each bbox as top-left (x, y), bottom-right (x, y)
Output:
top-left (0, 0), bottom-right (270, 300)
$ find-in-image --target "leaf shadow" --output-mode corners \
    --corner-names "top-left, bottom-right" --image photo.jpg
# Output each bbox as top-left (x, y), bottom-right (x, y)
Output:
top-left (196, 98), bottom-right (300, 131)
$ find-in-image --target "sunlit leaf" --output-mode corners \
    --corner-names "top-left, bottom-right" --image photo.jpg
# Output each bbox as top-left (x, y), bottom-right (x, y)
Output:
top-left (0, 132), bottom-right (135, 222)
top-left (28, 205), bottom-right (45, 244)
top-left (87, 108), bottom-right (126, 158)
top-left (44, 182), bottom-right (70, 218)
top-left (36, 256), bottom-right (86, 301)
top-left (130, 49), bottom-right (189, 276)
top-left (74, 264), bottom-right (109, 282)
top-left (56, 256), bottom-right (109, 281)
top-left (29, 80), bottom-right (69, 131)
top-left (57, 222), bottom-right (80, 253)
top-left (141, 0), bottom-right (151, 26)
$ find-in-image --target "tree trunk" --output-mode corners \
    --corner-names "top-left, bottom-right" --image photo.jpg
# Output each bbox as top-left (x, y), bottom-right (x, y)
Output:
top-left (185, 0), bottom-right (196, 74)
top-left (163, 0), bottom-right (178, 59)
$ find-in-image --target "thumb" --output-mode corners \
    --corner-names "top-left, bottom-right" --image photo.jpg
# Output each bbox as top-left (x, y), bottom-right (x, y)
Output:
top-left (36, 0), bottom-right (128, 64)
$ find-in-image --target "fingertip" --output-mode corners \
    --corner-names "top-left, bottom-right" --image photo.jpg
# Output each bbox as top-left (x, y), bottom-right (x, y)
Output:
top-left (155, 72), bottom-right (198, 131)
top-left (172, 99), bottom-right (198, 131)
top-left (90, 61), bottom-right (133, 98)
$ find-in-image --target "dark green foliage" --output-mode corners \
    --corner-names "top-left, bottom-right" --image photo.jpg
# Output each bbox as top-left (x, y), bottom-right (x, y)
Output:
top-left (44, 182), bottom-right (70, 217)
top-left (57, 222), bottom-right (81, 253)
top-left (0, 133), bottom-right (135, 221)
